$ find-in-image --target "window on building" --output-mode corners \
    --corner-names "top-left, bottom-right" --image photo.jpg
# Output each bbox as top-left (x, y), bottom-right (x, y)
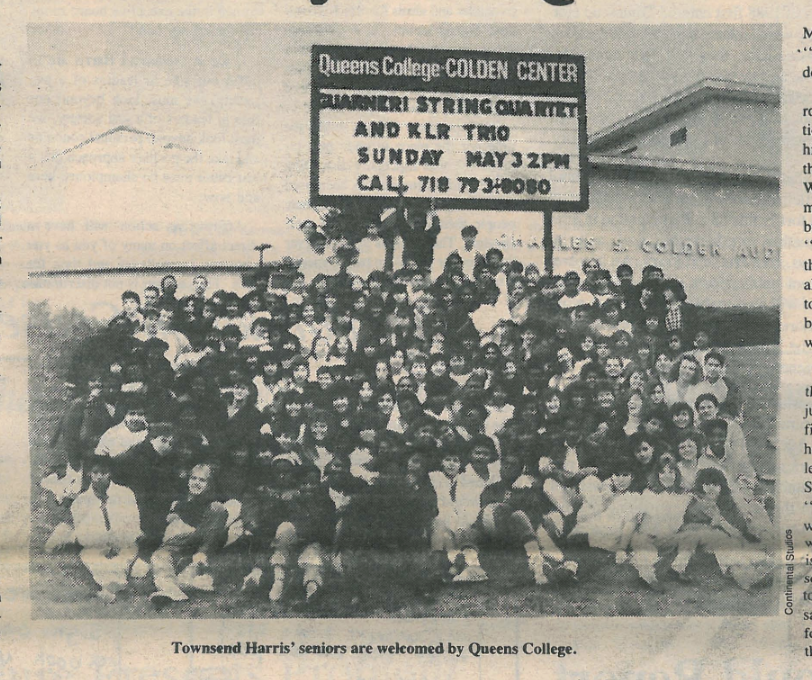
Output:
top-left (670, 127), bottom-right (688, 146)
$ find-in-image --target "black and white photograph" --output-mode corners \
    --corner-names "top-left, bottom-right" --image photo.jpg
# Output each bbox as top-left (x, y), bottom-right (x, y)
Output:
top-left (25, 22), bottom-right (781, 619)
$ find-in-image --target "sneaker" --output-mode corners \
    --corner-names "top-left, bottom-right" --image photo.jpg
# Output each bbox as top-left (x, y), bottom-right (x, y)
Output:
top-left (241, 568), bottom-right (263, 592)
top-left (178, 562), bottom-right (214, 592)
top-left (554, 560), bottom-right (578, 584)
top-left (452, 566), bottom-right (488, 583)
top-left (96, 588), bottom-right (116, 604)
top-left (669, 569), bottom-right (693, 584)
top-left (129, 558), bottom-right (151, 579)
top-left (44, 522), bottom-right (76, 553)
top-left (615, 550), bottom-right (630, 565)
top-left (528, 554), bottom-right (549, 585)
top-left (269, 577), bottom-right (285, 602)
top-left (191, 573), bottom-right (214, 592)
top-left (149, 584), bottom-right (188, 607)
top-left (106, 579), bottom-right (128, 594)
top-left (177, 563), bottom-right (199, 590)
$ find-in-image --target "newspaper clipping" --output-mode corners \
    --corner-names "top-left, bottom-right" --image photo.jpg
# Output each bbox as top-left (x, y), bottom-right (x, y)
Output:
top-left (1, 2), bottom-right (809, 677)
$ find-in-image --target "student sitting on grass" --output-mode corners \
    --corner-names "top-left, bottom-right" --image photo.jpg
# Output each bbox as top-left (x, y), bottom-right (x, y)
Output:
top-left (479, 453), bottom-right (577, 586)
top-left (71, 455), bottom-right (141, 604)
top-left (429, 443), bottom-right (489, 583)
top-left (149, 462), bottom-right (228, 607)
top-left (670, 467), bottom-right (771, 591)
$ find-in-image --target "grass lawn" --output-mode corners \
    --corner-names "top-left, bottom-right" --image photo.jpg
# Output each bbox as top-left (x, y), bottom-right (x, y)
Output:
top-left (28, 344), bottom-right (779, 619)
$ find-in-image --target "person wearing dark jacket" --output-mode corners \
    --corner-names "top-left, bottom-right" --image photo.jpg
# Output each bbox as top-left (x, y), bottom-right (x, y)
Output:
top-left (48, 376), bottom-right (117, 495)
top-left (344, 451), bottom-right (437, 551)
top-left (480, 453), bottom-right (577, 585)
top-left (661, 279), bottom-right (698, 344)
top-left (241, 456), bottom-right (336, 603)
top-left (148, 462), bottom-right (228, 606)
top-left (110, 423), bottom-right (186, 568)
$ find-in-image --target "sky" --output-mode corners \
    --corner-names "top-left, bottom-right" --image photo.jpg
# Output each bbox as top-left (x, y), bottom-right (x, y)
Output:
top-left (18, 23), bottom-right (781, 316)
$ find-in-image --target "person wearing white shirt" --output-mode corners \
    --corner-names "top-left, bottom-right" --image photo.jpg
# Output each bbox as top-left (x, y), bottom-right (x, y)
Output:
top-left (71, 456), bottom-right (141, 603)
top-left (134, 308), bottom-right (191, 370)
top-left (457, 225), bottom-right (484, 280)
top-left (558, 271), bottom-right (597, 310)
top-left (548, 346), bottom-right (587, 393)
top-left (352, 223), bottom-right (389, 280)
top-left (470, 272), bottom-right (511, 336)
top-left (484, 383), bottom-right (514, 444)
top-left (289, 302), bottom-right (334, 358)
top-left (95, 403), bottom-right (149, 458)
top-left (695, 393), bottom-right (750, 472)
top-left (428, 437), bottom-right (497, 583)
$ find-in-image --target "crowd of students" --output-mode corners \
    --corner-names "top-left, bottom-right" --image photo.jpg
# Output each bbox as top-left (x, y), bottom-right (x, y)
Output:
top-left (41, 226), bottom-right (775, 608)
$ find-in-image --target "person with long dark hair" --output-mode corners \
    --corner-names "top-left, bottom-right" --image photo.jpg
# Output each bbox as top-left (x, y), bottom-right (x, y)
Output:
top-left (671, 467), bottom-right (771, 590)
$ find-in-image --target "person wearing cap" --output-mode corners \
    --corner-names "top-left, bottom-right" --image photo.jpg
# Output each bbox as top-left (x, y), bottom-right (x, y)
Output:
top-left (149, 462), bottom-right (228, 605)
top-left (240, 452), bottom-right (302, 580)
top-left (70, 455), bottom-right (141, 603)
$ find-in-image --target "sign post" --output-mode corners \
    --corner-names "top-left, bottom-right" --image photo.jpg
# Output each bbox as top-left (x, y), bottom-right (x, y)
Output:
top-left (311, 45), bottom-right (589, 272)
top-left (543, 208), bottom-right (554, 276)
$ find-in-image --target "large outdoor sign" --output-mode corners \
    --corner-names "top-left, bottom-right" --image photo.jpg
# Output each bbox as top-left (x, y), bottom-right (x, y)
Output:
top-left (311, 45), bottom-right (588, 212)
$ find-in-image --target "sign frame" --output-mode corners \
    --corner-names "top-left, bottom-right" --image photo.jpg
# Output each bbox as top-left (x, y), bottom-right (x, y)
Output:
top-left (310, 44), bottom-right (589, 213)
